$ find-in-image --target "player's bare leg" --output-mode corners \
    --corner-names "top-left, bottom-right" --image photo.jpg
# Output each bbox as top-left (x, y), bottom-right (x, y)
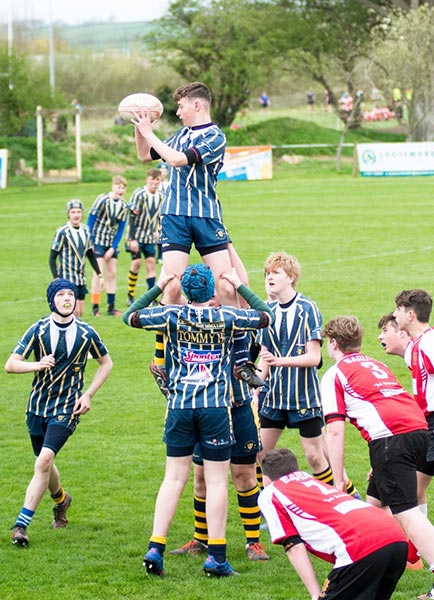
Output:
top-left (23, 448), bottom-right (57, 511)
top-left (258, 428), bottom-right (282, 464)
top-left (91, 257), bottom-right (105, 316)
top-left (145, 255), bottom-right (156, 287)
top-left (394, 507), bottom-right (434, 565)
top-left (203, 458), bottom-right (230, 539)
top-left (300, 434), bottom-right (329, 474)
top-left (105, 256), bottom-right (120, 315)
top-left (151, 455), bottom-right (192, 538)
top-left (417, 471), bottom-right (431, 507)
top-left (160, 249), bottom-right (189, 304)
top-left (203, 249), bottom-right (238, 307)
top-left (144, 454), bottom-right (192, 575)
top-left (105, 257), bottom-right (117, 295)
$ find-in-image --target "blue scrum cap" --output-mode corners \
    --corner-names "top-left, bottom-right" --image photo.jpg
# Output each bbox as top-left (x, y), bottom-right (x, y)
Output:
top-left (181, 264), bottom-right (215, 303)
top-left (47, 279), bottom-right (78, 312)
top-left (66, 199), bottom-right (83, 212)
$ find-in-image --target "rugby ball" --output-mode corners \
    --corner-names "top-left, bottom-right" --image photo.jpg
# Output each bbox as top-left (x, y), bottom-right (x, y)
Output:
top-left (117, 93), bottom-right (164, 124)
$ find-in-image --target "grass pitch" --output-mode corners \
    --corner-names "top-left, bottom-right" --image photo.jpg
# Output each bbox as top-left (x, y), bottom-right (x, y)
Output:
top-left (1, 160), bottom-right (433, 599)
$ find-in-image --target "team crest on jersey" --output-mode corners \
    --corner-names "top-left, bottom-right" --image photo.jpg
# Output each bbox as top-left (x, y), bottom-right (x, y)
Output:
top-left (181, 363), bottom-right (214, 385)
top-left (215, 228), bottom-right (226, 240)
top-left (181, 348), bottom-right (221, 363)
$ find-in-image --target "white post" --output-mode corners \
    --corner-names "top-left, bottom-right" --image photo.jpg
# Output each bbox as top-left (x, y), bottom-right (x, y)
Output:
top-left (48, 0), bottom-right (55, 96)
top-left (8, 0), bottom-right (13, 90)
top-left (75, 111), bottom-right (82, 181)
top-left (36, 106), bottom-right (44, 182)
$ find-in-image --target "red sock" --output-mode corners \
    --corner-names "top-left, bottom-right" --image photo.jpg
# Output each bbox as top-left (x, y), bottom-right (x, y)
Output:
top-left (407, 539), bottom-right (420, 564)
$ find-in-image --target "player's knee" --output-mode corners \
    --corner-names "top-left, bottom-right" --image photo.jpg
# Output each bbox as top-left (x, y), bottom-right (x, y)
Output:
top-left (232, 471), bottom-right (256, 491)
top-left (35, 453), bottom-right (54, 475)
top-left (304, 451), bottom-right (326, 472)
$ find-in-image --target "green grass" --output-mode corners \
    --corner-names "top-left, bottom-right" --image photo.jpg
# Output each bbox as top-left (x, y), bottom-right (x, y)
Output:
top-left (2, 108), bottom-right (406, 187)
top-left (1, 164), bottom-right (433, 599)
top-left (227, 110), bottom-right (405, 156)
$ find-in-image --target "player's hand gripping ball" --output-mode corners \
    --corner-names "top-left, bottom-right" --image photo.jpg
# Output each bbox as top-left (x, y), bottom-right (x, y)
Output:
top-left (117, 93), bottom-right (164, 124)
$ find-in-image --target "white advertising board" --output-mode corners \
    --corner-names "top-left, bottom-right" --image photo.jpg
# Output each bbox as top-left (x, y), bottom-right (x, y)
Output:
top-left (357, 142), bottom-right (434, 177)
top-left (0, 149), bottom-right (8, 188)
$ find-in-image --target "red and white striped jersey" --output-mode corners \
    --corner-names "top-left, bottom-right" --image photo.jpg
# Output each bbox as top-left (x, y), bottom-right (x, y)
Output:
top-left (321, 353), bottom-right (427, 442)
top-left (405, 329), bottom-right (434, 415)
top-left (259, 471), bottom-right (406, 568)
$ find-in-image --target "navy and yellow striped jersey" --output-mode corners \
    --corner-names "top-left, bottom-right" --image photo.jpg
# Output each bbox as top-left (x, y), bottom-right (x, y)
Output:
top-left (12, 316), bottom-right (109, 418)
top-left (51, 223), bottom-right (92, 286)
top-left (257, 294), bottom-right (322, 411)
top-left (88, 193), bottom-right (128, 247)
top-left (133, 304), bottom-right (264, 410)
top-left (161, 123), bottom-right (226, 218)
top-left (125, 186), bottom-right (163, 244)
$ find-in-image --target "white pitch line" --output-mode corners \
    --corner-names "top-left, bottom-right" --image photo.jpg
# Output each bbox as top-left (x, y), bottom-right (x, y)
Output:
top-left (247, 246), bottom-right (434, 273)
top-left (319, 246), bottom-right (434, 264)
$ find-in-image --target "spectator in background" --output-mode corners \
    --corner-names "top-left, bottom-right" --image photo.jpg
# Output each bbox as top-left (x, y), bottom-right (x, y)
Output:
top-left (306, 90), bottom-right (315, 111)
top-left (70, 98), bottom-right (83, 130)
top-left (71, 98), bottom-right (82, 115)
top-left (339, 92), bottom-right (353, 114)
top-left (324, 90), bottom-right (334, 112)
top-left (259, 92), bottom-right (269, 109)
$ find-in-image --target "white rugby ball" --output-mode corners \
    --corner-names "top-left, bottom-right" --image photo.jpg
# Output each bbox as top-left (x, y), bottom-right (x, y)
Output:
top-left (117, 93), bottom-right (164, 123)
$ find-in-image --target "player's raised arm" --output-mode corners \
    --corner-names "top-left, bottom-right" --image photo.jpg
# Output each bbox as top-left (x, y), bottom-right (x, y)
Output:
top-left (134, 111), bottom-right (188, 168)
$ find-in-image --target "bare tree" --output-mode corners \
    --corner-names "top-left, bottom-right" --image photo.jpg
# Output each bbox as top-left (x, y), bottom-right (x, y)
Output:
top-left (373, 4), bottom-right (434, 140)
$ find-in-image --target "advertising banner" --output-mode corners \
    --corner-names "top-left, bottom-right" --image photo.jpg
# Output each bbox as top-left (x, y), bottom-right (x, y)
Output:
top-left (357, 142), bottom-right (434, 177)
top-left (219, 146), bottom-right (273, 181)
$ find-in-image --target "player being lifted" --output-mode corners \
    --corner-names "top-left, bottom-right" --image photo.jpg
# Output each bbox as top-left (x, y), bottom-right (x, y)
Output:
top-left (133, 81), bottom-right (261, 385)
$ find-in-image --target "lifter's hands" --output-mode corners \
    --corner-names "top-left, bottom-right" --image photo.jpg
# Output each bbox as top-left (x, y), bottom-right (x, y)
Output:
top-left (220, 267), bottom-right (242, 290)
top-left (157, 268), bottom-right (175, 291)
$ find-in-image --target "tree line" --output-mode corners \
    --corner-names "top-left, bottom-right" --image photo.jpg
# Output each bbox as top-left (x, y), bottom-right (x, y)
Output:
top-left (1, 0), bottom-right (434, 140)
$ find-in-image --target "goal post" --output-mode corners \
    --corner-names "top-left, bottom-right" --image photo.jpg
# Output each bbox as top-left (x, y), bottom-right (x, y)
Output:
top-left (36, 105), bottom-right (82, 184)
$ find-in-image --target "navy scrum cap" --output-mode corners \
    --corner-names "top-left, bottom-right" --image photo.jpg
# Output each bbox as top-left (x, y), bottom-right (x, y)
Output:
top-left (47, 279), bottom-right (77, 312)
top-left (67, 199), bottom-right (83, 212)
top-left (181, 264), bottom-right (215, 303)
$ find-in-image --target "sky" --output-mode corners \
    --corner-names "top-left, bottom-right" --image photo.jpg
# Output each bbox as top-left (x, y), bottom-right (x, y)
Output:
top-left (0, 0), bottom-right (170, 25)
